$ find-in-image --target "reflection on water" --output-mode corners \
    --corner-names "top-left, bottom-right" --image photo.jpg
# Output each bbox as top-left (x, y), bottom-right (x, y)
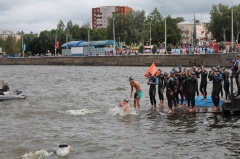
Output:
top-left (0, 65), bottom-right (239, 159)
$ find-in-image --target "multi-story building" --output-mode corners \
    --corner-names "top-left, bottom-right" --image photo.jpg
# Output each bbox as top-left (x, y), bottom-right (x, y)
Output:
top-left (92, 6), bottom-right (132, 29)
top-left (178, 20), bottom-right (213, 47)
top-left (0, 30), bottom-right (21, 41)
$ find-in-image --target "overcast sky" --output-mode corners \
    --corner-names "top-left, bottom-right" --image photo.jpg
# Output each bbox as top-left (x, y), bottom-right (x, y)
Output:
top-left (0, 0), bottom-right (236, 34)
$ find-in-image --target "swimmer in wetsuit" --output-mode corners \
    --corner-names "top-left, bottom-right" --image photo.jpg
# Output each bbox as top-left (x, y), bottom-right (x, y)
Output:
top-left (199, 66), bottom-right (208, 100)
top-left (222, 68), bottom-right (230, 100)
top-left (209, 69), bottom-right (222, 111)
top-left (129, 76), bottom-right (142, 110)
top-left (164, 72), bottom-right (174, 113)
top-left (157, 69), bottom-right (165, 106)
top-left (184, 71), bottom-right (198, 112)
top-left (147, 72), bottom-right (158, 110)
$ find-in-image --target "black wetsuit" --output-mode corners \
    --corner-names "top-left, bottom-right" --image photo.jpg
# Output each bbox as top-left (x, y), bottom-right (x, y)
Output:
top-left (158, 73), bottom-right (165, 102)
top-left (184, 75), bottom-right (198, 107)
top-left (164, 77), bottom-right (174, 109)
top-left (232, 60), bottom-right (240, 94)
top-left (193, 70), bottom-right (200, 96)
top-left (222, 72), bottom-right (230, 100)
top-left (199, 70), bottom-right (208, 99)
top-left (175, 73), bottom-right (184, 105)
top-left (181, 74), bottom-right (187, 99)
top-left (0, 84), bottom-right (9, 95)
top-left (149, 76), bottom-right (158, 107)
top-left (172, 75), bottom-right (179, 107)
top-left (209, 73), bottom-right (222, 107)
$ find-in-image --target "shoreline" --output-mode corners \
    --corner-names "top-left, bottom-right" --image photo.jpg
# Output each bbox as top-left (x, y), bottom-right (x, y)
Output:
top-left (0, 53), bottom-right (237, 67)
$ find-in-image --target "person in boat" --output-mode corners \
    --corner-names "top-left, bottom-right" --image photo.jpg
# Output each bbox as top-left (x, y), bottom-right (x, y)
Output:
top-left (198, 66), bottom-right (208, 100)
top-left (164, 72), bottom-right (174, 113)
top-left (147, 72), bottom-right (158, 110)
top-left (157, 69), bottom-right (165, 107)
top-left (209, 68), bottom-right (222, 111)
top-left (222, 68), bottom-right (230, 100)
top-left (184, 71), bottom-right (198, 112)
top-left (230, 56), bottom-right (240, 96)
top-left (0, 81), bottom-right (9, 95)
top-left (129, 76), bottom-right (142, 110)
top-left (121, 98), bottom-right (131, 114)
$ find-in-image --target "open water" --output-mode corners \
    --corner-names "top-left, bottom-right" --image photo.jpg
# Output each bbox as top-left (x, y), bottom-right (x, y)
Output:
top-left (0, 65), bottom-right (240, 159)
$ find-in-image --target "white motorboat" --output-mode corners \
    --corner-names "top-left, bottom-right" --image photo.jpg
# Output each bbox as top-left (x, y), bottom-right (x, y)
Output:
top-left (0, 90), bottom-right (27, 101)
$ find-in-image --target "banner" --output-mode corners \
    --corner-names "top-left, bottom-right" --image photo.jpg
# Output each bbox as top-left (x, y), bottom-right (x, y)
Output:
top-left (56, 42), bottom-right (60, 49)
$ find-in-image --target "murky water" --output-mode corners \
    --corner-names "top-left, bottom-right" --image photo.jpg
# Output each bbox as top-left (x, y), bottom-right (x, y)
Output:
top-left (0, 65), bottom-right (239, 159)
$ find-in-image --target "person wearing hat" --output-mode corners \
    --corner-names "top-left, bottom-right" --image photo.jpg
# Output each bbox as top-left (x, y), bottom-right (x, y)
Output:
top-left (147, 72), bottom-right (158, 110)
top-left (122, 98), bottom-right (131, 114)
top-left (164, 72), bottom-right (174, 113)
top-left (0, 81), bottom-right (10, 95)
top-left (209, 68), bottom-right (222, 111)
top-left (184, 71), bottom-right (198, 112)
top-left (175, 67), bottom-right (184, 107)
top-left (222, 68), bottom-right (230, 100)
top-left (157, 69), bottom-right (165, 107)
top-left (199, 66), bottom-right (208, 100)
top-left (129, 76), bottom-right (142, 110)
top-left (230, 56), bottom-right (240, 96)
top-left (170, 70), bottom-right (179, 109)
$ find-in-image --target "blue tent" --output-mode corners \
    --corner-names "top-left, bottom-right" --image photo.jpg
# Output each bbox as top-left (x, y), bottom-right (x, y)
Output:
top-left (61, 40), bottom-right (86, 47)
top-left (78, 40), bottom-right (116, 47)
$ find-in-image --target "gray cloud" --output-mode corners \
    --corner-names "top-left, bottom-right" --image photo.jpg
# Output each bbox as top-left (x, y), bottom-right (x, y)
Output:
top-left (0, 0), bottom-right (235, 34)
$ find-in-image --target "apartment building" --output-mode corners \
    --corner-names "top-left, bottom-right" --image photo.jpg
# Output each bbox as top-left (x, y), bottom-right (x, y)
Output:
top-left (92, 6), bottom-right (132, 29)
top-left (0, 30), bottom-right (21, 41)
top-left (178, 20), bottom-right (212, 46)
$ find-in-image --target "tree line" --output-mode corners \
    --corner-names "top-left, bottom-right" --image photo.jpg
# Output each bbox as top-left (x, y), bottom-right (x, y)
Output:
top-left (0, 5), bottom-right (239, 56)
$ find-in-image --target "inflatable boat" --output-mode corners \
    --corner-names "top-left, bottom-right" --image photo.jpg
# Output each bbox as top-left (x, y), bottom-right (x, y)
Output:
top-left (0, 90), bottom-right (27, 101)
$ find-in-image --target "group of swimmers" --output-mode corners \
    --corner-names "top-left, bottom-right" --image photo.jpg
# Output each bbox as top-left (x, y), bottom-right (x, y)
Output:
top-left (125, 55), bottom-right (240, 114)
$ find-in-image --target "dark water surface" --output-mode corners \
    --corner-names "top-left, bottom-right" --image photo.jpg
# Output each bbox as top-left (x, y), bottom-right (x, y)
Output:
top-left (0, 65), bottom-right (240, 159)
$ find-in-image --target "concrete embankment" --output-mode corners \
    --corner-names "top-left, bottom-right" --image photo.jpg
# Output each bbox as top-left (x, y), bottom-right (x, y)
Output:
top-left (0, 53), bottom-right (237, 67)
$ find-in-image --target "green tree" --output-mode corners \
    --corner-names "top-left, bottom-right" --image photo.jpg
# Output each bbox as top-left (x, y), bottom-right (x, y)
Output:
top-left (4, 36), bottom-right (20, 56)
top-left (139, 44), bottom-right (144, 53)
top-left (38, 30), bottom-right (56, 54)
top-left (152, 44), bottom-right (157, 54)
top-left (209, 4), bottom-right (233, 42)
top-left (57, 20), bottom-right (65, 31)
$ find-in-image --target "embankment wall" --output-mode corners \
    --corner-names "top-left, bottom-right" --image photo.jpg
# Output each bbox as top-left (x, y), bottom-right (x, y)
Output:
top-left (0, 53), bottom-right (237, 67)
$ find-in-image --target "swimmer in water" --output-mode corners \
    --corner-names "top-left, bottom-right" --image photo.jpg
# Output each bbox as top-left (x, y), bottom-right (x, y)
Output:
top-left (129, 76), bottom-right (142, 110)
top-left (122, 98), bottom-right (131, 114)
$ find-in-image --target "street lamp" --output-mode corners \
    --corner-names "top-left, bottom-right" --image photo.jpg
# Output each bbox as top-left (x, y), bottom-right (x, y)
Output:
top-left (160, 7), bottom-right (167, 53)
top-left (113, 17), bottom-right (116, 55)
top-left (230, 0), bottom-right (234, 49)
top-left (21, 31), bottom-right (24, 57)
